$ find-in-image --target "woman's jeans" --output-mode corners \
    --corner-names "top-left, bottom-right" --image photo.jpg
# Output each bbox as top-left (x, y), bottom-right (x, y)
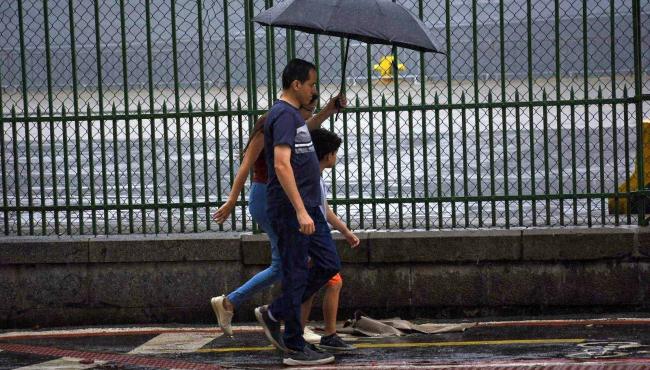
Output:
top-left (226, 182), bottom-right (282, 308)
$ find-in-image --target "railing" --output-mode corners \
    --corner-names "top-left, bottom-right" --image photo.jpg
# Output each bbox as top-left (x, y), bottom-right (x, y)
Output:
top-left (0, 0), bottom-right (649, 235)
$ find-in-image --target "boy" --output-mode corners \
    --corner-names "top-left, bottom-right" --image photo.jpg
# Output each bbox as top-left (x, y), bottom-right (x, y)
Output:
top-left (301, 128), bottom-right (359, 352)
top-left (255, 58), bottom-right (340, 366)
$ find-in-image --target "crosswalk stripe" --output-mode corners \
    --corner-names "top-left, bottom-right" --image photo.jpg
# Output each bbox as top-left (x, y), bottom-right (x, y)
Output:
top-left (128, 332), bottom-right (222, 354)
top-left (14, 356), bottom-right (106, 369)
top-left (0, 325), bottom-right (261, 340)
top-left (0, 343), bottom-right (221, 369)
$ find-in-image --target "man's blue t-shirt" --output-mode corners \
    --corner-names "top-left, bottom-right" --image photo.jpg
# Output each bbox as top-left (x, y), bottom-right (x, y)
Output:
top-left (264, 100), bottom-right (321, 208)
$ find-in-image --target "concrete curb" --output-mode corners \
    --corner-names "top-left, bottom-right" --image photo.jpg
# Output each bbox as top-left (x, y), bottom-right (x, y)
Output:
top-left (1, 227), bottom-right (648, 328)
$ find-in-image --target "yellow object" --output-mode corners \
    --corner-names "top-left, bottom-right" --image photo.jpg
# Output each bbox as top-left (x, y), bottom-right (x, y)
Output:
top-left (608, 119), bottom-right (650, 214)
top-left (373, 55), bottom-right (405, 79)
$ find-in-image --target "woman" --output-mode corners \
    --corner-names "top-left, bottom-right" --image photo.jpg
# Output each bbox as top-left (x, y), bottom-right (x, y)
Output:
top-left (210, 93), bottom-right (345, 336)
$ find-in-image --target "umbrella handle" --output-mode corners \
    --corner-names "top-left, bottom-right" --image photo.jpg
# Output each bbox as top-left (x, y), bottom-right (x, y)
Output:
top-left (336, 38), bottom-right (350, 122)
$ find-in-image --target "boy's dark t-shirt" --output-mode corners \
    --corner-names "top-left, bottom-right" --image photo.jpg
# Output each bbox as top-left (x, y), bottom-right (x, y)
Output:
top-left (264, 100), bottom-right (321, 209)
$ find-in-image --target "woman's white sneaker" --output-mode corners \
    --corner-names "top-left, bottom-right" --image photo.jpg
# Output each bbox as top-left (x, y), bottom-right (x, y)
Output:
top-left (210, 295), bottom-right (234, 336)
top-left (303, 327), bottom-right (322, 344)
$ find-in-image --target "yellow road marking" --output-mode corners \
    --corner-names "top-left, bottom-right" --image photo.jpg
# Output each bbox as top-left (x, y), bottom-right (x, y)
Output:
top-left (353, 338), bottom-right (586, 349)
top-left (198, 345), bottom-right (277, 353)
top-left (196, 338), bottom-right (585, 353)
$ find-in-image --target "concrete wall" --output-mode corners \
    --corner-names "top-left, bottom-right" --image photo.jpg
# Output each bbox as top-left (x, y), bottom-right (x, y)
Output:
top-left (1, 227), bottom-right (649, 328)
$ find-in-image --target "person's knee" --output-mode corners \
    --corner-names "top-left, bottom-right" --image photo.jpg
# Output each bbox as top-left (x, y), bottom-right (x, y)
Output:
top-left (326, 273), bottom-right (342, 291)
top-left (328, 280), bottom-right (342, 292)
top-left (269, 260), bottom-right (283, 280)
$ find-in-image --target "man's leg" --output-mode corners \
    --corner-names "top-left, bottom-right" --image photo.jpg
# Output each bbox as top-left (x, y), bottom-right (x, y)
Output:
top-left (266, 206), bottom-right (311, 352)
top-left (300, 294), bottom-right (315, 329)
top-left (302, 207), bottom-right (341, 303)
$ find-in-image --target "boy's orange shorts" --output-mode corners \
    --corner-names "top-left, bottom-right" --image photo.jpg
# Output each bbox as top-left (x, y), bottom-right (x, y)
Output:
top-left (326, 273), bottom-right (343, 287)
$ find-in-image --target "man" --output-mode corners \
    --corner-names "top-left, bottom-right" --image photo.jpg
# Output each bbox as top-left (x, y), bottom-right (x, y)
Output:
top-left (255, 58), bottom-right (341, 366)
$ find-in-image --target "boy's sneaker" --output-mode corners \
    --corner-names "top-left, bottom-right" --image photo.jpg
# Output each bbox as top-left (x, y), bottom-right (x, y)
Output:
top-left (318, 333), bottom-right (355, 352)
top-left (283, 344), bottom-right (335, 366)
top-left (210, 296), bottom-right (233, 336)
top-left (303, 326), bottom-right (322, 344)
top-left (254, 305), bottom-right (286, 351)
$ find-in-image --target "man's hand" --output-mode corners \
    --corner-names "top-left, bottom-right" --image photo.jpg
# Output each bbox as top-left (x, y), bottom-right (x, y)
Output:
top-left (344, 231), bottom-right (360, 248)
top-left (297, 209), bottom-right (315, 235)
top-left (323, 94), bottom-right (347, 117)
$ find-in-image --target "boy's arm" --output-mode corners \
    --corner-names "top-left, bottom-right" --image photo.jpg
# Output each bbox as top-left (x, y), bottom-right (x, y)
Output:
top-left (274, 145), bottom-right (314, 235)
top-left (325, 201), bottom-right (360, 248)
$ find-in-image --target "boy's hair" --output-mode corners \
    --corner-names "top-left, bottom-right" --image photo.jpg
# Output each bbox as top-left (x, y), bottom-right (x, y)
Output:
top-left (282, 58), bottom-right (316, 90)
top-left (310, 128), bottom-right (342, 161)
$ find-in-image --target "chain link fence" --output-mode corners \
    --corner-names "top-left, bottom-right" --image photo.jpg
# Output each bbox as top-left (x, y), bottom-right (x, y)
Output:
top-left (1, 0), bottom-right (649, 235)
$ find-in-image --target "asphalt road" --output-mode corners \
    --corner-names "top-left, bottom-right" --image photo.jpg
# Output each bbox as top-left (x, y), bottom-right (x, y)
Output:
top-left (0, 314), bottom-right (649, 369)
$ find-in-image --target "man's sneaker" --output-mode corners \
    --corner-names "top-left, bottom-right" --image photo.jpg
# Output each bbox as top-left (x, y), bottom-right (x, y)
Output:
top-left (210, 296), bottom-right (234, 336)
top-left (254, 305), bottom-right (286, 351)
top-left (318, 333), bottom-right (355, 352)
top-left (283, 344), bottom-right (335, 366)
top-left (303, 326), bottom-right (322, 344)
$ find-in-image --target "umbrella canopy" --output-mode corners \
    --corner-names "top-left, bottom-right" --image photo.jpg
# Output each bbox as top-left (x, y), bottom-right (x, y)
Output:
top-left (254, 0), bottom-right (444, 119)
top-left (253, 0), bottom-right (442, 53)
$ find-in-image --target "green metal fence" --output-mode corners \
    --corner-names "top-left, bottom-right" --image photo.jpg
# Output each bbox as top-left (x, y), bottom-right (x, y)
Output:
top-left (1, 0), bottom-right (649, 235)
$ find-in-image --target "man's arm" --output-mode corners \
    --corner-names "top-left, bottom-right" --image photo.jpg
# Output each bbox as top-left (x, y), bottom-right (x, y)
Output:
top-left (306, 95), bottom-right (347, 130)
top-left (274, 145), bottom-right (315, 235)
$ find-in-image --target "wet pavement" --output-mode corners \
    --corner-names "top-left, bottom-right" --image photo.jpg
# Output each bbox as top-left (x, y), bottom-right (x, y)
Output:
top-left (0, 314), bottom-right (649, 369)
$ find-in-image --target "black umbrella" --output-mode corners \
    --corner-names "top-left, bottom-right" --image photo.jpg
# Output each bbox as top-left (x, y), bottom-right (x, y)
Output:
top-left (254, 0), bottom-right (444, 117)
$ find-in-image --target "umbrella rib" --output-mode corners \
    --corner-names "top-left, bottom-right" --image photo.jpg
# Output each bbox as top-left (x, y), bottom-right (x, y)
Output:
top-left (322, 0), bottom-right (340, 34)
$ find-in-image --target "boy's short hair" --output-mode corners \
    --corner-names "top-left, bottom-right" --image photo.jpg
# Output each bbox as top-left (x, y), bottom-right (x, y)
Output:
top-left (282, 59), bottom-right (316, 90)
top-left (310, 128), bottom-right (342, 161)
